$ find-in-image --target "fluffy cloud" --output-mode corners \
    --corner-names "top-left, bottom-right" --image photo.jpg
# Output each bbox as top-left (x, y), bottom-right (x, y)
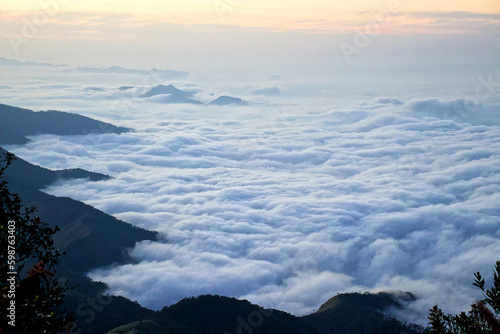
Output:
top-left (2, 66), bottom-right (499, 325)
top-left (410, 98), bottom-right (479, 118)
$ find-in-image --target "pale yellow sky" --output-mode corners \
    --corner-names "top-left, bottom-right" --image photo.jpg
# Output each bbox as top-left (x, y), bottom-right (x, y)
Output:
top-left (2, 0), bottom-right (499, 33)
top-left (1, 0), bottom-right (498, 68)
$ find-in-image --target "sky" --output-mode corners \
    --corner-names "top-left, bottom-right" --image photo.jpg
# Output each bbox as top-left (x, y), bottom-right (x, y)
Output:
top-left (1, 0), bottom-right (500, 327)
top-left (2, 0), bottom-right (500, 30)
top-left (1, 0), bottom-right (499, 75)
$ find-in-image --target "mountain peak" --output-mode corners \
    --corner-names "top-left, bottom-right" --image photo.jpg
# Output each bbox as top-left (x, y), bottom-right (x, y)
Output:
top-left (208, 95), bottom-right (248, 106)
top-left (140, 84), bottom-right (193, 99)
top-left (315, 291), bottom-right (416, 314)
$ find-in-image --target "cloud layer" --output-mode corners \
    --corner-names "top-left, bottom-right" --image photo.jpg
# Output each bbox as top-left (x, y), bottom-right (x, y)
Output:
top-left (4, 98), bottom-right (498, 325)
top-left (2, 64), bottom-right (499, 325)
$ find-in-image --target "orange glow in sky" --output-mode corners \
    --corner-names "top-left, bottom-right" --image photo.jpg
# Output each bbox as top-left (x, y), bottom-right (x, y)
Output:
top-left (1, 0), bottom-right (499, 34)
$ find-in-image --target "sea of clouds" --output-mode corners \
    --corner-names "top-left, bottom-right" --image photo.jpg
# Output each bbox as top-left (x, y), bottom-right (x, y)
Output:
top-left (1, 65), bottom-right (499, 325)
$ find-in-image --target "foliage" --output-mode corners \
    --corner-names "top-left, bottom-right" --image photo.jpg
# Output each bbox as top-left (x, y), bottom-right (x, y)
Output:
top-left (428, 261), bottom-right (500, 334)
top-left (0, 152), bottom-right (74, 333)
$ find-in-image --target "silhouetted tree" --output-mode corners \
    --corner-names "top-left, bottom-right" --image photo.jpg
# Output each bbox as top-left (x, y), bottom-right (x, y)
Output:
top-left (428, 261), bottom-right (500, 334)
top-left (1, 152), bottom-right (74, 333)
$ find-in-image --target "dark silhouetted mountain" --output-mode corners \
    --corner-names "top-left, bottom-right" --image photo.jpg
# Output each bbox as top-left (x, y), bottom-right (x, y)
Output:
top-left (107, 295), bottom-right (319, 334)
top-left (66, 66), bottom-right (189, 79)
top-left (303, 292), bottom-right (424, 334)
top-left (106, 292), bottom-right (425, 334)
top-left (0, 57), bottom-right (68, 67)
top-left (68, 296), bottom-right (156, 334)
top-left (1, 147), bottom-right (108, 190)
top-left (0, 103), bottom-right (129, 145)
top-left (140, 84), bottom-right (193, 99)
top-left (208, 96), bottom-right (248, 106)
top-left (62, 275), bottom-right (157, 334)
top-left (118, 86), bottom-right (134, 91)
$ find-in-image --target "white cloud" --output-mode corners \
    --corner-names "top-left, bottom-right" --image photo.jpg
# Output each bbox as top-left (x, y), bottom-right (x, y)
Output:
top-left (2, 66), bottom-right (500, 326)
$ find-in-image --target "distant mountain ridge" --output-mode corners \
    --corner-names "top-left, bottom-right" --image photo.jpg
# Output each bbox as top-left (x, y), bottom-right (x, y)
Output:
top-left (0, 57), bottom-right (68, 67)
top-left (140, 85), bottom-right (248, 106)
top-left (65, 65), bottom-right (189, 80)
top-left (0, 57), bottom-right (188, 79)
top-left (1, 147), bottom-right (109, 190)
top-left (0, 103), bottom-right (129, 145)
